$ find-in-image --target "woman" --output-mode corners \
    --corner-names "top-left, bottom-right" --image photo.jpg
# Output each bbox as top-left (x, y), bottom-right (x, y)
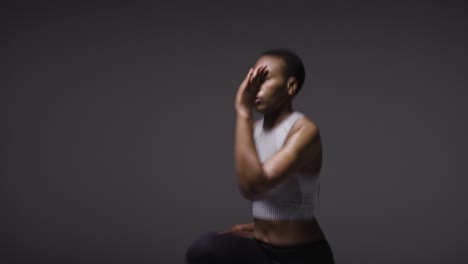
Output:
top-left (185, 49), bottom-right (334, 264)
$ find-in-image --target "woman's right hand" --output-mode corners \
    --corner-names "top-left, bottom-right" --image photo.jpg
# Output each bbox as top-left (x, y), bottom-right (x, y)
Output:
top-left (234, 66), bottom-right (268, 118)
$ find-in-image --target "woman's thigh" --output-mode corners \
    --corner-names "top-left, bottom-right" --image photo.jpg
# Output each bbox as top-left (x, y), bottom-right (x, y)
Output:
top-left (185, 231), bottom-right (275, 264)
top-left (256, 238), bottom-right (335, 264)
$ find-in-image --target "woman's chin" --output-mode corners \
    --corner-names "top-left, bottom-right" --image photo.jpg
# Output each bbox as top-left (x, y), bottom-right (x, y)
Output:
top-left (254, 105), bottom-right (265, 113)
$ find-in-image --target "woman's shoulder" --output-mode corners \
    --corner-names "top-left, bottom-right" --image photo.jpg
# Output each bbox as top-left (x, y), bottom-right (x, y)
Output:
top-left (292, 112), bottom-right (319, 134)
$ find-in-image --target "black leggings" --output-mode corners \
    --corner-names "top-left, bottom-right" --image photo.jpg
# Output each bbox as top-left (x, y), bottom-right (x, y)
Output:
top-left (185, 231), bottom-right (334, 264)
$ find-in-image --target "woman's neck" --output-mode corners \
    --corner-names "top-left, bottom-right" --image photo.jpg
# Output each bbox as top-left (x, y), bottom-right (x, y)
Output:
top-left (263, 103), bottom-right (293, 129)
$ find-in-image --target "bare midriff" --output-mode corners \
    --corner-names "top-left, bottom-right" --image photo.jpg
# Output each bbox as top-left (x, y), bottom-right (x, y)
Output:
top-left (252, 217), bottom-right (326, 246)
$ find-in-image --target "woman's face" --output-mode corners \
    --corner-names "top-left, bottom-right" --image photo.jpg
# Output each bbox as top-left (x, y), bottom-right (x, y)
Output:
top-left (252, 55), bottom-right (293, 113)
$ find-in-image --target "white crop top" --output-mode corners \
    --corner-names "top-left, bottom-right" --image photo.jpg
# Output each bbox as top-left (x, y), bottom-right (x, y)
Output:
top-left (252, 111), bottom-right (320, 220)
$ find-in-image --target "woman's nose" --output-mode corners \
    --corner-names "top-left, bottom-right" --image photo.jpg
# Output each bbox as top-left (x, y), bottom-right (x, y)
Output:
top-left (256, 88), bottom-right (264, 97)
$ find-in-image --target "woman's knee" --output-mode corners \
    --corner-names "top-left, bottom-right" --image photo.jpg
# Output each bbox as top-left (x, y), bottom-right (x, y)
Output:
top-left (185, 232), bottom-right (220, 263)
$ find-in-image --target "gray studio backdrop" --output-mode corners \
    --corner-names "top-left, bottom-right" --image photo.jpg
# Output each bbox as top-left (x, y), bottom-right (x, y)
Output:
top-left (4, 2), bottom-right (468, 264)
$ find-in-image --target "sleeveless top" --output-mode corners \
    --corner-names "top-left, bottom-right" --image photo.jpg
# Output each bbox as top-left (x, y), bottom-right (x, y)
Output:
top-left (252, 111), bottom-right (321, 220)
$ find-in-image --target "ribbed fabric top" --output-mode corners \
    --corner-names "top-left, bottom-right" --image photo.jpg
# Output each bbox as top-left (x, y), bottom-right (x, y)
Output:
top-left (252, 111), bottom-right (320, 220)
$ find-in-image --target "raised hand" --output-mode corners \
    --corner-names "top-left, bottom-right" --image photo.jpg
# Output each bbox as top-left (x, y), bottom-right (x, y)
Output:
top-left (235, 65), bottom-right (269, 118)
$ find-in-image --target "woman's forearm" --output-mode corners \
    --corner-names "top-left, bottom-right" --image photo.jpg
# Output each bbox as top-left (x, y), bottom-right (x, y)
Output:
top-left (234, 112), bottom-right (265, 199)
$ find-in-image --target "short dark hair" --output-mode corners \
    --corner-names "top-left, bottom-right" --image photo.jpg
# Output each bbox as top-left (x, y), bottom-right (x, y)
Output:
top-left (261, 48), bottom-right (306, 95)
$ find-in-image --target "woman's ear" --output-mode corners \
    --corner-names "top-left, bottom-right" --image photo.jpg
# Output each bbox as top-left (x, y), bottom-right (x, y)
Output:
top-left (287, 77), bottom-right (297, 96)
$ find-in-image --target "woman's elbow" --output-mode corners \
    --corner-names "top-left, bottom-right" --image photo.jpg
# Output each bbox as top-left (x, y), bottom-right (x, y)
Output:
top-left (238, 182), bottom-right (269, 201)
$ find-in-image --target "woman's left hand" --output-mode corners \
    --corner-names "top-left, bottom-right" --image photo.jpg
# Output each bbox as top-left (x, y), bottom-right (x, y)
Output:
top-left (218, 223), bottom-right (254, 238)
